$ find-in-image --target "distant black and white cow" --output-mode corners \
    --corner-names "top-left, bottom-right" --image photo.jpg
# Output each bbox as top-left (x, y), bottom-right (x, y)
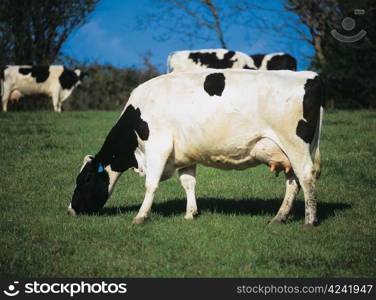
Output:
top-left (1, 65), bottom-right (87, 112)
top-left (167, 49), bottom-right (297, 72)
top-left (250, 53), bottom-right (297, 71)
top-left (167, 49), bottom-right (257, 72)
top-left (68, 69), bottom-right (324, 227)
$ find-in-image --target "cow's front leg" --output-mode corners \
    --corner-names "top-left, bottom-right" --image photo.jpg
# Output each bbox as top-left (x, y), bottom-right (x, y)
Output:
top-left (178, 165), bottom-right (198, 220)
top-left (268, 173), bottom-right (300, 225)
top-left (2, 91), bottom-right (10, 112)
top-left (132, 135), bottom-right (173, 224)
top-left (52, 94), bottom-right (62, 112)
top-left (132, 185), bottom-right (157, 224)
top-left (56, 101), bottom-right (62, 113)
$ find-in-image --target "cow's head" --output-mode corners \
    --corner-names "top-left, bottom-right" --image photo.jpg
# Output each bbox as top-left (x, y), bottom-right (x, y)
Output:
top-left (68, 105), bottom-right (149, 216)
top-left (68, 155), bottom-right (110, 215)
top-left (73, 69), bottom-right (89, 87)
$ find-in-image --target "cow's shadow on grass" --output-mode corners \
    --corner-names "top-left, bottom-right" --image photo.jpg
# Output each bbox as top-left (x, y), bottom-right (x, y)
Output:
top-left (100, 197), bottom-right (351, 223)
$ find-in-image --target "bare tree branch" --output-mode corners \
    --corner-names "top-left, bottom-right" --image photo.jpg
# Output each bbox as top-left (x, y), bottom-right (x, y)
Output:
top-left (141, 0), bottom-right (236, 49)
top-left (0, 0), bottom-right (99, 65)
top-left (200, 0), bottom-right (227, 48)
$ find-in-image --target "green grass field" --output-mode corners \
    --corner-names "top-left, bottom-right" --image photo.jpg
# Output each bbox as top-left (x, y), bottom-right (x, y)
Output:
top-left (0, 109), bottom-right (375, 277)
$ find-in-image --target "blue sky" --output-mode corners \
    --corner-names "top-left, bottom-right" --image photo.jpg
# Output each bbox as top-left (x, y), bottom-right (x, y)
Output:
top-left (62, 0), bottom-right (314, 72)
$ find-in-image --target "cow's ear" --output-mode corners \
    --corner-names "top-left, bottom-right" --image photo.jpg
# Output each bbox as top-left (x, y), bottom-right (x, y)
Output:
top-left (84, 155), bottom-right (94, 163)
top-left (79, 155), bottom-right (95, 172)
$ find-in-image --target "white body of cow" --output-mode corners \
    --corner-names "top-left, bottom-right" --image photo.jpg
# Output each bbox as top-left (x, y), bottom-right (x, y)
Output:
top-left (167, 49), bottom-right (257, 72)
top-left (69, 69), bottom-right (324, 227)
top-left (1, 65), bottom-right (85, 112)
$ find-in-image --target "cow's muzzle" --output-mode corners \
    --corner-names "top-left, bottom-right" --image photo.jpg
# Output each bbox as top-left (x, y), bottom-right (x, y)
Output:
top-left (67, 207), bottom-right (77, 216)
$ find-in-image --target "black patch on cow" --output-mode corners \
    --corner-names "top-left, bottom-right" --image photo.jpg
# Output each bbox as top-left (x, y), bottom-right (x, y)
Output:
top-left (204, 73), bottom-right (226, 96)
top-left (19, 68), bottom-right (31, 76)
top-left (188, 50), bottom-right (237, 69)
top-left (95, 104), bottom-right (149, 172)
top-left (0, 66), bottom-right (5, 80)
top-left (266, 54), bottom-right (297, 71)
top-left (59, 67), bottom-right (79, 89)
top-left (19, 66), bottom-right (50, 83)
top-left (296, 76), bottom-right (324, 144)
top-left (71, 160), bottom-right (110, 214)
top-left (250, 54), bottom-right (265, 69)
top-left (70, 105), bottom-right (149, 214)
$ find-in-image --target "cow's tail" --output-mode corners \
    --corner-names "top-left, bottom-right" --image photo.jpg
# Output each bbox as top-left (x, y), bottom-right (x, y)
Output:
top-left (310, 103), bottom-right (324, 180)
top-left (0, 66), bottom-right (4, 98)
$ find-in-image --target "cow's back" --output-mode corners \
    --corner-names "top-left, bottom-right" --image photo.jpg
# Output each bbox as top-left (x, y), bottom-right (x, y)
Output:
top-left (131, 69), bottom-right (315, 124)
top-left (168, 49), bottom-right (256, 72)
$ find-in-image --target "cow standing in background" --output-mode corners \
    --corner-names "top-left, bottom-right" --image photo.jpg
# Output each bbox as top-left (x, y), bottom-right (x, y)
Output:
top-left (68, 69), bottom-right (324, 227)
top-left (1, 65), bottom-right (87, 112)
top-left (167, 49), bottom-right (297, 73)
top-left (167, 49), bottom-right (257, 72)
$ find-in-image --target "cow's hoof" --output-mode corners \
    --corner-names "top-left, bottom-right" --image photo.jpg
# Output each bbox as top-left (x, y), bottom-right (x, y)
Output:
top-left (132, 217), bottom-right (144, 224)
top-left (267, 218), bottom-right (284, 226)
top-left (132, 216), bottom-right (148, 225)
top-left (184, 214), bottom-right (195, 220)
top-left (184, 211), bottom-right (198, 220)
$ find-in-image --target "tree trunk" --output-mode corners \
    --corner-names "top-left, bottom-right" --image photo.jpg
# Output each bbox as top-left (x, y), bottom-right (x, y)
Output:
top-left (314, 35), bottom-right (325, 66)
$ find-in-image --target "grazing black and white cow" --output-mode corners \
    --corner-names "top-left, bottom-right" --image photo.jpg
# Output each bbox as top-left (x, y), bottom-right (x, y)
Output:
top-left (167, 49), bottom-right (257, 72)
top-left (167, 49), bottom-right (297, 73)
top-left (68, 69), bottom-right (324, 227)
top-left (250, 53), bottom-right (297, 71)
top-left (1, 65), bottom-right (87, 112)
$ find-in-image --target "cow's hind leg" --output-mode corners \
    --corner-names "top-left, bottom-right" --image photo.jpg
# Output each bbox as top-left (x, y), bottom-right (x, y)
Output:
top-left (300, 170), bottom-right (317, 227)
top-left (268, 173), bottom-right (300, 225)
top-left (178, 165), bottom-right (198, 220)
top-left (293, 159), bottom-right (317, 226)
top-left (132, 135), bottom-right (173, 224)
top-left (280, 142), bottom-right (318, 226)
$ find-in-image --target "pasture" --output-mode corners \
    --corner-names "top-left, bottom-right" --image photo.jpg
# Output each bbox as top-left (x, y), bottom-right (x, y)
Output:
top-left (0, 109), bottom-right (375, 277)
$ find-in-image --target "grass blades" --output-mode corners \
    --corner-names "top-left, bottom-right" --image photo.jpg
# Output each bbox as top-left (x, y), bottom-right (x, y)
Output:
top-left (0, 110), bottom-right (375, 277)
